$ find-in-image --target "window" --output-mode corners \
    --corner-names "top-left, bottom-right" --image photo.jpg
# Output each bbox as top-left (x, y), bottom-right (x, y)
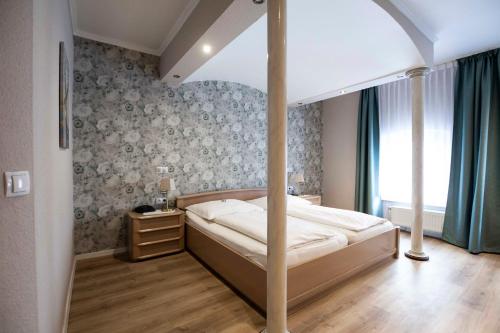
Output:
top-left (378, 63), bottom-right (455, 208)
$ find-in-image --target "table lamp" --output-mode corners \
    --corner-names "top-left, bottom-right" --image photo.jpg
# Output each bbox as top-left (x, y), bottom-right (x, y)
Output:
top-left (289, 173), bottom-right (305, 195)
top-left (159, 177), bottom-right (176, 212)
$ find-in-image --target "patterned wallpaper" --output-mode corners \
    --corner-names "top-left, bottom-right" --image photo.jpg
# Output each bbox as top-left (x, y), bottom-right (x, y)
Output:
top-left (73, 37), bottom-right (323, 254)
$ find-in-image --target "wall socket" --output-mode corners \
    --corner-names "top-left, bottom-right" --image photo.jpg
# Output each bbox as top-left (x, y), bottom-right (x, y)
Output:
top-left (155, 197), bottom-right (167, 205)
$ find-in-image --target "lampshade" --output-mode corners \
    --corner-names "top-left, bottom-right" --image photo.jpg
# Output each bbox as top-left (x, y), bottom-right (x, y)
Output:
top-left (169, 178), bottom-right (176, 191)
top-left (159, 177), bottom-right (170, 192)
top-left (159, 177), bottom-right (176, 192)
top-left (291, 173), bottom-right (305, 183)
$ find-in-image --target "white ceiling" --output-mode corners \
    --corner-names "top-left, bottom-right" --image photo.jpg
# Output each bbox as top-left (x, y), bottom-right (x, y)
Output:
top-left (404, 0), bottom-right (500, 64)
top-left (186, 0), bottom-right (500, 105)
top-left (70, 0), bottom-right (198, 55)
top-left (70, 0), bottom-right (500, 105)
top-left (186, 0), bottom-right (423, 105)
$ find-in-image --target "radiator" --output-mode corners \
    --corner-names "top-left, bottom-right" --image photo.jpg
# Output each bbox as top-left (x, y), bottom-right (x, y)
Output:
top-left (388, 206), bottom-right (444, 235)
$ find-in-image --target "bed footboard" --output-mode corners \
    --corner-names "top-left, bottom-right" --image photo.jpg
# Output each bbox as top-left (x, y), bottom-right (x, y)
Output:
top-left (186, 223), bottom-right (400, 314)
top-left (186, 223), bottom-right (267, 311)
top-left (287, 226), bottom-right (399, 311)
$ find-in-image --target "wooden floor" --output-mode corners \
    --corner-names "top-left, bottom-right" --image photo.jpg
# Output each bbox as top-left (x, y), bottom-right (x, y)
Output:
top-left (68, 233), bottom-right (500, 333)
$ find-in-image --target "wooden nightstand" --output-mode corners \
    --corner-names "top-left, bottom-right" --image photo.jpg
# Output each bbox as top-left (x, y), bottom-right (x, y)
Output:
top-left (299, 194), bottom-right (322, 205)
top-left (128, 209), bottom-right (185, 261)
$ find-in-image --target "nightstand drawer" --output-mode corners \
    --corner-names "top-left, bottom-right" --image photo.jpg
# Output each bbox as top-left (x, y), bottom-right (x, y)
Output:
top-left (138, 227), bottom-right (182, 243)
top-left (138, 216), bottom-right (179, 230)
top-left (138, 238), bottom-right (183, 259)
top-left (128, 209), bottom-right (185, 261)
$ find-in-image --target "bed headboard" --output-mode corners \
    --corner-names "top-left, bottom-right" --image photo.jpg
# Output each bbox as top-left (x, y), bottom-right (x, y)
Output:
top-left (176, 188), bottom-right (267, 209)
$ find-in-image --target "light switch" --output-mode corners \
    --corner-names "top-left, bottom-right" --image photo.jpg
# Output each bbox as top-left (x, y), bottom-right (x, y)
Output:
top-left (4, 171), bottom-right (30, 197)
top-left (12, 175), bottom-right (27, 192)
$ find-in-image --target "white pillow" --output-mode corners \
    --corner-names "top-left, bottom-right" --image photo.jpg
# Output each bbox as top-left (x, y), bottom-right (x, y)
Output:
top-left (247, 196), bottom-right (268, 209)
top-left (288, 195), bottom-right (313, 207)
top-left (186, 199), bottom-right (263, 220)
top-left (247, 195), bottom-right (312, 210)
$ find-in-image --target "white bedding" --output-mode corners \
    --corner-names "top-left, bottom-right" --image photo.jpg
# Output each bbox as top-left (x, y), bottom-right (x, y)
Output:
top-left (324, 221), bottom-right (394, 244)
top-left (186, 211), bottom-right (348, 269)
top-left (246, 195), bottom-right (312, 210)
top-left (286, 204), bottom-right (387, 231)
top-left (245, 197), bottom-right (394, 244)
top-left (186, 199), bottom-right (263, 220)
top-left (214, 210), bottom-right (341, 249)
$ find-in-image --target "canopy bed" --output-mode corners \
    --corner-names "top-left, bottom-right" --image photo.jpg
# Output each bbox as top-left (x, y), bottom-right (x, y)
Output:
top-left (176, 188), bottom-right (400, 313)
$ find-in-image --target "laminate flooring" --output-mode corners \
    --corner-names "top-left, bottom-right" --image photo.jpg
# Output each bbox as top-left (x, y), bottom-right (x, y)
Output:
top-left (68, 233), bottom-right (500, 333)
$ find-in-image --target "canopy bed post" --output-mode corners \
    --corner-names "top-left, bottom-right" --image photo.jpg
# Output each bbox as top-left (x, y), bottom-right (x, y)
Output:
top-left (405, 67), bottom-right (430, 261)
top-left (266, 0), bottom-right (288, 332)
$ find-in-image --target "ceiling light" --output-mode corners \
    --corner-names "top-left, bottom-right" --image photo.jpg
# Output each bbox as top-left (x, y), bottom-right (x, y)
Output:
top-left (339, 90), bottom-right (346, 95)
top-left (173, 74), bottom-right (181, 79)
top-left (202, 44), bottom-right (212, 54)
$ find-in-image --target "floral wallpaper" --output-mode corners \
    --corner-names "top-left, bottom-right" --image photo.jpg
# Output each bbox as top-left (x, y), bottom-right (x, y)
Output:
top-left (73, 37), bottom-right (323, 254)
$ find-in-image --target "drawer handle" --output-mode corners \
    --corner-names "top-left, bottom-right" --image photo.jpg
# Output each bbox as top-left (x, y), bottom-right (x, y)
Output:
top-left (138, 225), bottom-right (182, 233)
top-left (138, 236), bottom-right (181, 247)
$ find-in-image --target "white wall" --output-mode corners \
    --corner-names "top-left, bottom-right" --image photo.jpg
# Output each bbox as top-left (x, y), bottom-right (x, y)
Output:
top-left (33, 0), bottom-right (75, 332)
top-left (0, 1), bottom-right (38, 332)
top-left (321, 92), bottom-right (359, 210)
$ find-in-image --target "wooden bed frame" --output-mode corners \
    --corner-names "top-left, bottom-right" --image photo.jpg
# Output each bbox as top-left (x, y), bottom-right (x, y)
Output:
top-left (176, 188), bottom-right (400, 314)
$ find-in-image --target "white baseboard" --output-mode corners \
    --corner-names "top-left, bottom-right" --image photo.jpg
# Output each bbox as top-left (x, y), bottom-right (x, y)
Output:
top-left (75, 247), bottom-right (127, 261)
top-left (62, 257), bottom-right (76, 333)
top-left (62, 248), bottom-right (126, 332)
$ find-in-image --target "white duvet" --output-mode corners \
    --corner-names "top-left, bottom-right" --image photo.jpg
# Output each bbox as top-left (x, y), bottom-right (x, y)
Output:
top-left (213, 210), bottom-right (342, 249)
top-left (286, 204), bottom-right (387, 231)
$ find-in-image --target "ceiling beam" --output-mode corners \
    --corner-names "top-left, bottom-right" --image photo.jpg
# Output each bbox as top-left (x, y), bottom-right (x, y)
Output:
top-left (158, 0), bottom-right (199, 55)
top-left (291, 69), bottom-right (407, 107)
top-left (373, 0), bottom-right (435, 66)
top-left (160, 0), bottom-right (266, 85)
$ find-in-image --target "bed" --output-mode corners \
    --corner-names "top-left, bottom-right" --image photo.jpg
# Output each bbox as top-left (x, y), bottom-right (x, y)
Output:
top-left (176, 188), bottom-right (400, 313)
top-left (186, 210), bottom-right (349, 269)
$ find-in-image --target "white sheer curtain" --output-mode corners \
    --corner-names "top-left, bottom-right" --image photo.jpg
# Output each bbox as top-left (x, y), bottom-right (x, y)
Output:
top-left (379, 78), bottom-right (412, 204)
top-left (378, 63), bottom-right (456, 208)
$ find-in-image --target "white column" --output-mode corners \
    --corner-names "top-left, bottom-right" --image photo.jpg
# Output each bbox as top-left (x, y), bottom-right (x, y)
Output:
top-left (405, 67), bottom-right (430, 261)
top-left (266, 0), bottom-right (288, 332)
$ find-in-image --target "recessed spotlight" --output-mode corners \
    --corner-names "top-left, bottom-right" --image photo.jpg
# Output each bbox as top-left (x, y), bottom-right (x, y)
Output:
top-left (253, 0), bottom-right (265, 4)
top-left (339, 90), bottom-right (346, 95)
top-left (397, 74), bottom-right (405, 78)
top-left (173, 74), bottom-right (181, 79)
top-left (202, 44), bottom-right (212, 54)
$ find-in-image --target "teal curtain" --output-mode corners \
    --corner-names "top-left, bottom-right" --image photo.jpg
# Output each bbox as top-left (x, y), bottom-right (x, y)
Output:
top-left (443, 49), bottom-right (500, 254)
top-left (355, 88), bottom-right (383, 217)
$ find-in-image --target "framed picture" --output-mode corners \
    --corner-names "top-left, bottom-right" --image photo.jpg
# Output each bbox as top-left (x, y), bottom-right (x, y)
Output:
top-left (59, 41), bottom-right (70, 149)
